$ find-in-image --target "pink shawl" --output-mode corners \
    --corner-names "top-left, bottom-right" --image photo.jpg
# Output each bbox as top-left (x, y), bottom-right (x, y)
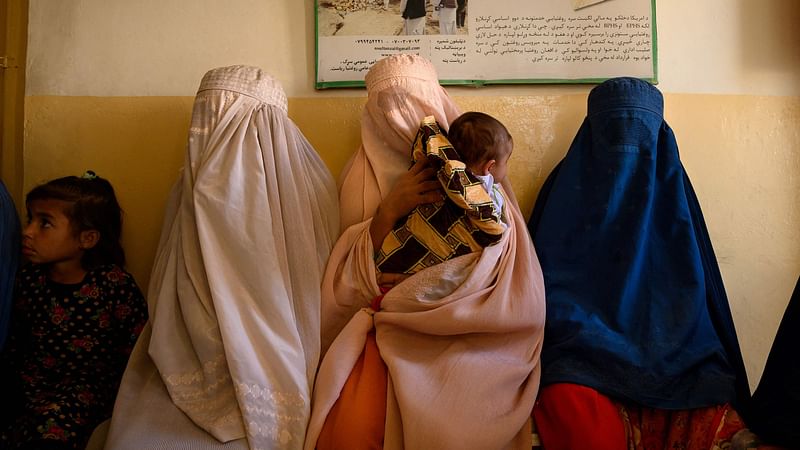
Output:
top-left (337, 54), bottom-right (463, 232)
top-left (308, 55), bottom-right (546, 450)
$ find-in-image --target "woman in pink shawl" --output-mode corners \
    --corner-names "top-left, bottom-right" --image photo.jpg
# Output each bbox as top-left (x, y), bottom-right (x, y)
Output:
top-left (305, 54), bottom-right (546, 450)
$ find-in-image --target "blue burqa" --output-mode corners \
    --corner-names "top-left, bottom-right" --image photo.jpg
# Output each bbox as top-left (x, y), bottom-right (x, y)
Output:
top-left (0, 180), bottom-right (20, 350)
top-left (746, 276), bottom-right (800, 447)
top-left (528, 77), bottom-right (749, 410)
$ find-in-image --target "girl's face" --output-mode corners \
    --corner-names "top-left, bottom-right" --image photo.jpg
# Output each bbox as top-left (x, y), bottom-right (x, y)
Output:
top-left (23, 199), bottom-right (84, 267)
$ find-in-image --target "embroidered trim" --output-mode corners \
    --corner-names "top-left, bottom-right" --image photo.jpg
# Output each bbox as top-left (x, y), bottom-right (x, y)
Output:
top-left (163, 354), bottom-right (228, 387)
top-left (160, 359), bottom-right (309, 449)
top-left (236, 382), bottom-right (308, 449)
top-left (198, 65), bottom-right (288, 113)
top-left (161, 354), bottom-right (242, 430)
top-left (235, 382), bottom-right (306, 408)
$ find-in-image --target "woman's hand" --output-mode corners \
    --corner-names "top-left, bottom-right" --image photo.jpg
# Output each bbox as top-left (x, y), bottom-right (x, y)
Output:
top-left (379, 158), bottom-right (443, 220)
top-left (377, 272), bottom-right (411, 290)
top-left (370, 158), bottom-right (443, 250)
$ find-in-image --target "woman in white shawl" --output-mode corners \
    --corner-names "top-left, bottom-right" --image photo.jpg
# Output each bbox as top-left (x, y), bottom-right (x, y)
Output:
top-left (306, 54), bottom-right (546, 450)
top-left (103, 65), bottom-right (339, 450)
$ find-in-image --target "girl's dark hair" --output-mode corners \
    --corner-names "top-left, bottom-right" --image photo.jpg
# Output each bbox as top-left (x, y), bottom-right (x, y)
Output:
top-left (448, 111), bottom-right (512, 165)
top-left (25, 172), bottom-right (125, 269)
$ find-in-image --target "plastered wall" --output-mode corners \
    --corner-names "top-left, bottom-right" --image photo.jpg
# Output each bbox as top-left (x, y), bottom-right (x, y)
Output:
top-left (19, 0), bottom-right (800, 390)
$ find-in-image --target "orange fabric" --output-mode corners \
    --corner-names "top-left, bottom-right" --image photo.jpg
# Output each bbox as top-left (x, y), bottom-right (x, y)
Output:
top-left (317, 331), bottom-right (387, 450)
top-left (533, 383), bottom-right (626, 450)
top-left (310, 201), bottom-right (543, 450)
top-left (309, 54), bottom-right (544, 450)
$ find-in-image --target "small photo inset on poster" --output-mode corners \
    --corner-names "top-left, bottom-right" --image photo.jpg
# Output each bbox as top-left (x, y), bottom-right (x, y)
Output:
top-left (317, 0), bottom-right (469, 36)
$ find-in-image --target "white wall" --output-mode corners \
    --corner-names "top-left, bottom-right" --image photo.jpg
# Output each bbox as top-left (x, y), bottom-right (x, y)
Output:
top-left (26, 0), bottom-right (800, 97)
top-left (22, 0), bottom-right (800, 390)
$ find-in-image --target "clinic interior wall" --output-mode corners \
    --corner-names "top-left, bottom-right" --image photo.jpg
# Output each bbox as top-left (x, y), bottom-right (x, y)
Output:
top-left (20, 0), bottom-right (800, 390)
top-left (24, 93), bottom-right (800, 392)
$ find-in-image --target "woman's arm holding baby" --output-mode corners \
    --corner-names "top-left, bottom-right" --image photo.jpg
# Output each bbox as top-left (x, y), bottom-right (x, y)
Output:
top-left (369, 158), bottom-right (443, 250)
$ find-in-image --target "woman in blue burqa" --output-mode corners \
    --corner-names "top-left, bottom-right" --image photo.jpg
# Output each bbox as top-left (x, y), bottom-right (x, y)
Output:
top-left (527, 77), bottom-right (751, 450)
top-left (0, 180), bottom-right (20, 351)
top-left (744, 275), bottom-right (800, 448)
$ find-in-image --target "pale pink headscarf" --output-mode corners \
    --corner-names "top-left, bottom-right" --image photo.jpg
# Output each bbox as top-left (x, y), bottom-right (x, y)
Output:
top-left (309, 55), bottom-right (546, 450)
top-left (338, 53), bottom-right (462, 232)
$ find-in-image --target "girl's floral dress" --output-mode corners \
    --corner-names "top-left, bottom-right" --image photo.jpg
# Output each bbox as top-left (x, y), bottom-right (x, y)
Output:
top-left (0, 264), bottom-right (147, 449)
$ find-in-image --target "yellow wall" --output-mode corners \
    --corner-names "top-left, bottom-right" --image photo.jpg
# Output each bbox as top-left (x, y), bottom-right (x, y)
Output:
top-left (17, 0), bottom-right (800, 390)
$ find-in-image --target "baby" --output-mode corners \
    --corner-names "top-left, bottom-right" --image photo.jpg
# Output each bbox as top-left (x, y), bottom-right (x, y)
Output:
top-left (376, 111), bottom-right (513, 274)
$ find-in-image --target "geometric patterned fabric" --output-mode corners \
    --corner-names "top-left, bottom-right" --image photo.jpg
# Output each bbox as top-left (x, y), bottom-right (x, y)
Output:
top-left (376, 116), bottom-right (505, 274)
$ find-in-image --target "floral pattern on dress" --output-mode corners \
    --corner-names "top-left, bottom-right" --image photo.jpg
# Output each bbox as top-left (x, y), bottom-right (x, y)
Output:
top-left (0, 263), bottom-right (147, 450)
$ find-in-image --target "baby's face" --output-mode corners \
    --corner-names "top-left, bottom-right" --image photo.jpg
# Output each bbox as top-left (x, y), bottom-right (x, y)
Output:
top-left (489, 139), bottom-right (513, 183)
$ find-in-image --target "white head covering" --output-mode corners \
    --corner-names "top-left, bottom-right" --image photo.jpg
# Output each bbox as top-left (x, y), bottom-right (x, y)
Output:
top-left (147, 65), bottom-right (338, 449)
top-left (338, 54), bottom-right (462, 231)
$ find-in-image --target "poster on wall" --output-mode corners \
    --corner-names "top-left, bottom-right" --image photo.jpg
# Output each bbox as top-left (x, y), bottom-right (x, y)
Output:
top-left (315, 0), bottom-right (657, 88)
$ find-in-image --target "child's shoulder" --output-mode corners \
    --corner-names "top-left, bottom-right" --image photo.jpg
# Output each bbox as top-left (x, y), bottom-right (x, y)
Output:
top-left (86, 263), bottom-right (133, 280)
top-left (16, 263), bottom-right (47, 287)
top-left (85, 264), bottom-right (137, 286)
top-left (83, 265), bottom-right (145, 308)
top-left (88, 263), bottom-right (129, 274)
top-left (17, 263), bottom-right (46, 282)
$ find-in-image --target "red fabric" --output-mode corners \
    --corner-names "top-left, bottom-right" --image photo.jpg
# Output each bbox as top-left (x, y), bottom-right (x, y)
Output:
top-left (317, 331), bottom-right (387, 450)
top-left (370, 287), bottom-right (390, 311)
top-left (533, 383), bottom-right (626, 450)
top-left (618, 402), bottom-right (747, 450)
top-left (532, 383), bottom-right (752, 450)
top-left (621, 405), bottom-right (720, 449)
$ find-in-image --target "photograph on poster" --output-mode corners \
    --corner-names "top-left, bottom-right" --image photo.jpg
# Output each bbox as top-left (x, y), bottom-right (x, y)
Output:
top-left (316, 0), bottom-right (656, 88)
top-left (319, 0), bottom-right (469, 36)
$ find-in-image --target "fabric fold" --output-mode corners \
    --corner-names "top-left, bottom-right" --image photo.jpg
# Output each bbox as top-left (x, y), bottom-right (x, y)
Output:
top-left (309, 54), bottom-right (545, 450)
top-left (528, 77), bottom-right (749, 411)
top-left (107, 65), bottom-right (338, 450)
top-left (309, 201), bottom-right (544, 450)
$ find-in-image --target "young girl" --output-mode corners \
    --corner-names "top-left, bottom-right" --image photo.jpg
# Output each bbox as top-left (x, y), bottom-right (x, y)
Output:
top-left (0, 171), bottom-right (147, 450)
